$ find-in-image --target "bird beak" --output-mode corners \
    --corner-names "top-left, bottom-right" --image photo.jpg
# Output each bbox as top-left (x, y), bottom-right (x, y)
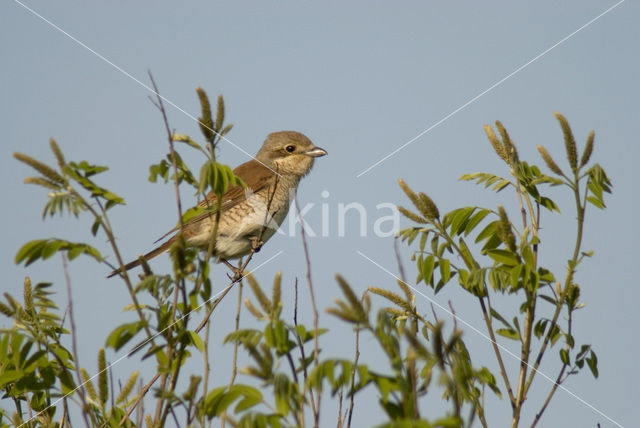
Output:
top-left (305, 146), bottom-right (327, 158)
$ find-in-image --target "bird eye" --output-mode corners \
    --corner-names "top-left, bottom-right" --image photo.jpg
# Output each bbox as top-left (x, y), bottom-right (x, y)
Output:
top-left (285, 145), bottom-right (296, 153)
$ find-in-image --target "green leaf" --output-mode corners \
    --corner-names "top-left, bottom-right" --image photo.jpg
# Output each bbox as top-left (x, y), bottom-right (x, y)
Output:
top-left (188, 331), bottom-right (204, 352)
top-left (149, 159), bottom-right (170, 183)
top-left (106, 321), bottom-right (146, 352)
top-left (173, 133), bottom-right (205, 153)
top-left (214, 388), bottom-right (243, 415)
top-left (538, 267), bottom-right (555, 283)
top-left (486, 249), bottom-right (519, 266)
top-left (539, 294), bottom-right (557, 305)
top-left (273, 374), bottom-right (293, 415)
top-left (539, 196), bottom-right (560, 213)
top-left (224, 329), bottom-right (262, 347)
top-left (490, 308), bottom-right (513, 331)
top-left (196, 87), bottom-right (216, 144)
top-left (521, 245), bottom-right (535, 269)
top-left (496, 328), bottom-right (520, 341)
top-left (534, 319), bottom-right (548, 339)
top-left (559, 348), bottom-right (570, 365)
top-left (199, 161), bottom-right (243, 196)
top-left (433, 416), bottom-right (463, 428)
top-left (15, 239), bottom-right (103, 266)
top-left (439, 259), bottom-right (451, 284)
top-left (586, 196), bottom-right (604, 209)
top-left (475, 220), bottom-right (498, 244)
top-left (0, 370), bottom-right (23, 387)
top-left (181, 206), bottom-right (207, 225)
top-left (459, 172), bottom-right (511, 193)
top-left (464, 208), bottom-right (490, 236)
top-left (72, 160), bottom-right (108, 176)
top-left (233, 385), bottom-right (262, 413)
top-left (446, 207), bottom-right (475, 236)
top-left (203, 386), bottom-right (231, 417)
top-left (587, 351), bottom-right (599, 378)
top-left (421, 255), bottom-right (435, 285)
top-left (575, 344), bottom-right (590, 361)
top-left (458, 238), bottom-right (476, 269)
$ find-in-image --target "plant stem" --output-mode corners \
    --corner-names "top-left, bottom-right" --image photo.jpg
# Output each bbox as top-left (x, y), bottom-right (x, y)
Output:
top-left (436, 222), bottom-right (517, 407)
top-left (296, 198), bottom-right (321, 428)
top-left (525, 179), bottom-right (584, 395)
top-left (478, 297), bottom-right (516, 407)
top-left (61, 255), bottom-right (93, 428)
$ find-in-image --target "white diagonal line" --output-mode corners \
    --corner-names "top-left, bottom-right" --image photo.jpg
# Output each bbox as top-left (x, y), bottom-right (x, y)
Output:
top-left (357, 250), bottom-right (623, 428)
top-left (18, 250), bottom-right (283, 428)
top-left (356, 0), bottom-right (625, 178)
top-left (11, 0), bottom-right (282, 177)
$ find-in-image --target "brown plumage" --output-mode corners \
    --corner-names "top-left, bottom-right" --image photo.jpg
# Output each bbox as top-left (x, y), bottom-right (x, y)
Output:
top-left (108, 131), bottom-right (326, 278)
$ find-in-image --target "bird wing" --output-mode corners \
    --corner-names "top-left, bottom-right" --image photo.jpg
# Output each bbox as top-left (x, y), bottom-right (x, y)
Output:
top-left (153, 159), bottom-right (276, 243)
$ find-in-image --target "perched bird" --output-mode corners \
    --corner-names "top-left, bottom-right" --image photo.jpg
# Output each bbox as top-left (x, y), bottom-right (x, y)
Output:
top-left (108, 131), bottom-right (326, 278)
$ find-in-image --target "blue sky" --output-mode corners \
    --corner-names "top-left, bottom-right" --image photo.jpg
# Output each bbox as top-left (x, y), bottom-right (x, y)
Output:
top-left (2, 1), bottom-right (638, 426)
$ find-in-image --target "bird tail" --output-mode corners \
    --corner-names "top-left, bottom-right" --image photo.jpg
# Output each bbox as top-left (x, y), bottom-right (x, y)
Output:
top-left (107, 239), bottom-right (173, 278)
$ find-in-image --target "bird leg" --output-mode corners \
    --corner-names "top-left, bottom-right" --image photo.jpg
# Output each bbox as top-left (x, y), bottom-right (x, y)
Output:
top-left (221, 259), bottom-right (244, 281)
top-left (249, 236), bottom-right (264, 253)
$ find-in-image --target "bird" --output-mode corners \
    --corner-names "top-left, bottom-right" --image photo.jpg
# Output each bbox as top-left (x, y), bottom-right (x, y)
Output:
top-left (108, 131), bottom-right (326, 278)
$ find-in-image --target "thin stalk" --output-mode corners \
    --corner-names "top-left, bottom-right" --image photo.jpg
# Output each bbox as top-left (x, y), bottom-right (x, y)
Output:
top-left (529, 309), bottom-right (573, 428)
top-left (436, 224), bottom-right (517, 406)
top-left (61, 255), bottom-right (93, 428)
top-left (346, 320), bottom-right (361, 428)
top-left (511, 166), bottom-right (539, 427)
top-left (524, 178), bottom-right (584, 394)
top-left (228, 277), bottom-right (244, 388)
top-left (293, 279), bottom-right (318, 420)
top-left (221, 276), bottom-right (244, 428)
top-left (201, 318), bottom-right (212, 428)
top-left (119, 373), bottom-right (161, 426)
top-left (511, 294), bottom-right (534, 428)
top-left (149, 72), bottom-right (190, 428)
top-left (92, 197), bottom-right (156, 345)
top-left (478, 297), bottom-right (516, 407)
top-left (296, 198), bottom-right (321, 428)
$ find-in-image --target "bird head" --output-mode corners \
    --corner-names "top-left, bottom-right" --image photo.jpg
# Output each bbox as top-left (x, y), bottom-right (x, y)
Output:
top-left (256, 131), bottom-right (327, 176)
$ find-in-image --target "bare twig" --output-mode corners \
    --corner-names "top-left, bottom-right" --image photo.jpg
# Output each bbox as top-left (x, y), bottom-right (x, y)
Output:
top-left (148, 71), bottom-right (192, 427)
top-left (93, 197), bottom-right (155, 344)
top-left (202, 314), bottom-right (212, 428)
top-left (530, 365), bottom-right (566, 428)
top-left (346, 317), bottom-right (361, 428)
top-left (294, 278), bottom-right (299, 326)
top-left (61, 255), bottom-right (92, 428)
top-left (524, 173), bottom-right (587, 402)
top-left (292, 277), bottom-right (316, 421)
top-left (296, 198), bottom-right (321, 428)
top-left (119, 373), bottom-right (161, 426)
top-left (447, 300), bottom-right (458, 331)
top-left (479, 296), bottom-right (516, 407)
top-left (195, 282), bottom-right (235, 334)
top-left (61, 398), bottom-right (69, 428)
top-left (337, 385), bottom-right (344, 428)
top-left (148, 71), bottom-right (185, 231)
top-left (229, 270), bottom-right (244, 388)
top-left (430, 302), bottom-right (439, 323)
top-left (394, 239), bottom-right (407, 284)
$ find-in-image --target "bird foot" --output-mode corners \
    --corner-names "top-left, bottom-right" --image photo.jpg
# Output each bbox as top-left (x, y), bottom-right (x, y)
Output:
top-left (222, 259), bottom-right (245, 281)
top-left (250, 237), bottom-right (264, 253)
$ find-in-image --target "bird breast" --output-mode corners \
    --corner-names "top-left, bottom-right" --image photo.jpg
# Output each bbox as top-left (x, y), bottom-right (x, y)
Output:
top-left (194, 174), bottom-right (300, 260)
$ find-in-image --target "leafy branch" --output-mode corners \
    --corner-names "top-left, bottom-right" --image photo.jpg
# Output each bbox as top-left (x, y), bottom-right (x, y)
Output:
top-left (397, 113), bottom-right (610, 427)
